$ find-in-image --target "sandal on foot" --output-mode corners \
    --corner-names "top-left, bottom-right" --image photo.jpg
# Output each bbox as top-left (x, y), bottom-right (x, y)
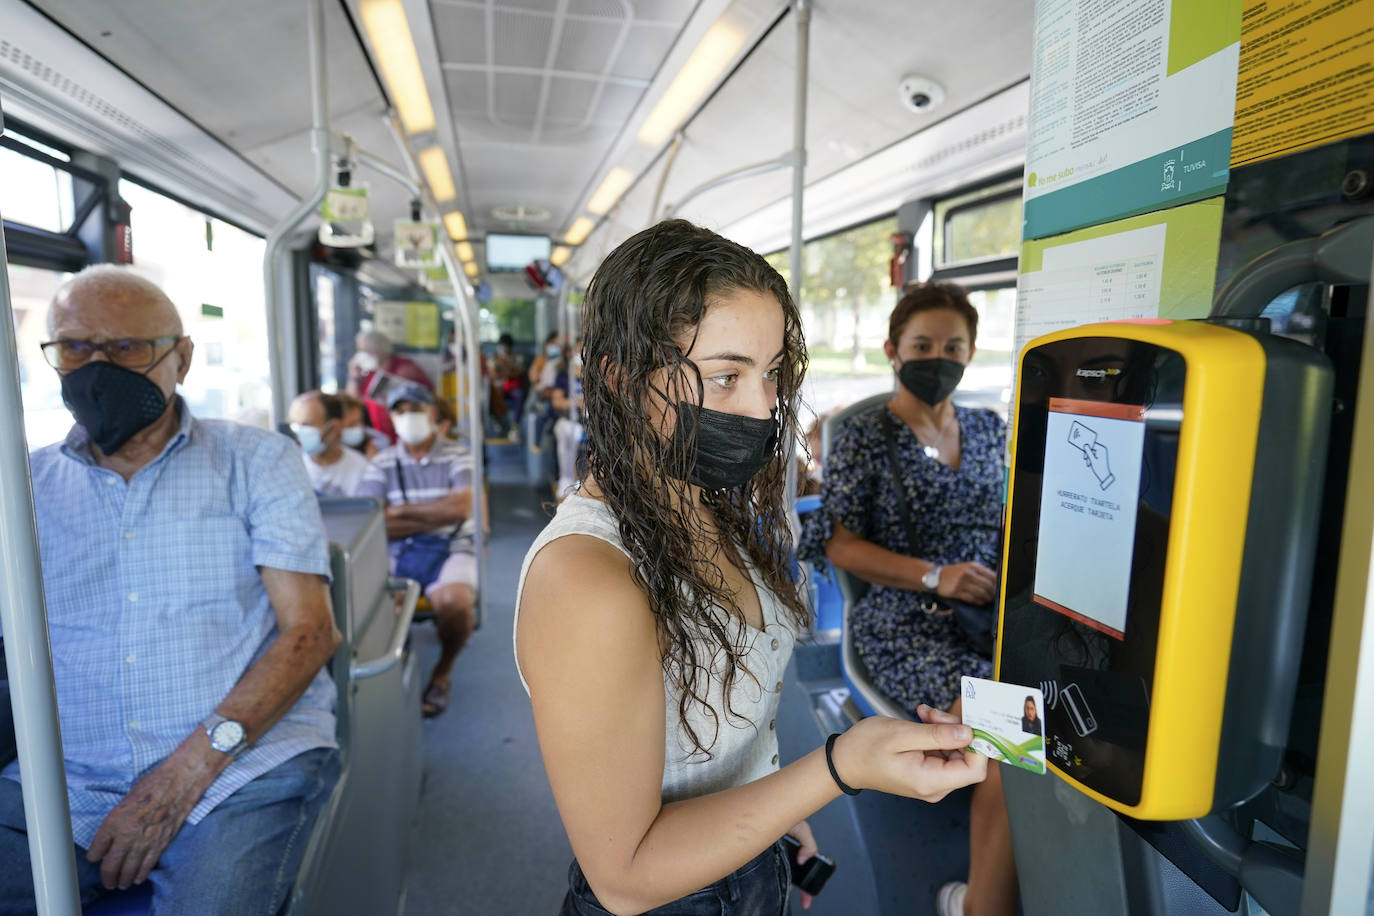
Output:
top-left (421, 680), bottom-right (451, 718)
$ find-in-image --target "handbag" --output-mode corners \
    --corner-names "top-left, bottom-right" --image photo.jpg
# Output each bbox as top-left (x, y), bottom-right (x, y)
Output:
top-left (878, 410), bottom-right (997, 658)
top-left (391, 464), bottom-right (453, 588)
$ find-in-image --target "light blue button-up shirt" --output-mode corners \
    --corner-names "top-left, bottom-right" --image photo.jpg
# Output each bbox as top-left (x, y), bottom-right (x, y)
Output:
top-left (2, 401), bottom-right (336, 848)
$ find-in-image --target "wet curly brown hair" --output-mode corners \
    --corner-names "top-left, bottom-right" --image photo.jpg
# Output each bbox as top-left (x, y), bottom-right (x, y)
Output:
top-left (578, 219), bottom-right (810, 756)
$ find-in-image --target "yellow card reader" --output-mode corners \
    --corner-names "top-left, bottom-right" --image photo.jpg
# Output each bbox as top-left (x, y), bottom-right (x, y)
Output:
top-left (997, 319), bottom-right (1331, 820)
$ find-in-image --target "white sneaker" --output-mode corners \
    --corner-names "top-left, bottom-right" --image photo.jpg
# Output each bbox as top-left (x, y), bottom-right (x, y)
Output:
top-left (936, 881), bottom-right (967, 916)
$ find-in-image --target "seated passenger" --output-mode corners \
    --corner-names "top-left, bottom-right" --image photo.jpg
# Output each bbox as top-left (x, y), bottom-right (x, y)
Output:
top-left (358, 384), bottom-right (476, 718)
top-left (798, 281), bottom-right (1015, 916)
top-left (289, 390), bottom-right (370, 498)
top-left (549, 347), bottom-right (584, 499)
top-left (348, 328), bottom-right (435, 400)
top-left (337, 391), bottom-right (385, 458)
top-left (516, 220), bottom-right (986, 916)
top-left (1, 266), bottom-right (341, 914)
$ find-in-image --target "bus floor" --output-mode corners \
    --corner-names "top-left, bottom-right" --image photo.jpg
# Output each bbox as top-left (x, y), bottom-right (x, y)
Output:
top-left (399, 442), bottom-right (969, 914)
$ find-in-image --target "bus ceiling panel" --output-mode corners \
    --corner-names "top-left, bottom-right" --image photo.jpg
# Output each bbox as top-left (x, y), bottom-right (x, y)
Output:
top-left (1, 0), bottom-right (307, 233)
top-left (717, 80), bottom-right (1029, 259)
top-left (25, 0), bottom-right (385, 155)
top-left (563, 0), bottom-right (1033, 278)
top-left (426, 0), bottom-right (706, 239)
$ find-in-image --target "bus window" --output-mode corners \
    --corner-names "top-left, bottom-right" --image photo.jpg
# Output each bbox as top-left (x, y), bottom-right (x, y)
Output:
top-left (766, 215), bottom-right (901, 423)
top-left (118, 179), bottom-right (271, 423)
top-left (9, 265), bottom-right (75, 449)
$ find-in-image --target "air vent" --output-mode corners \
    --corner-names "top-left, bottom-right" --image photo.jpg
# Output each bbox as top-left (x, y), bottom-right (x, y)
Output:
top-left (907, 113), bottom-right (1028, 174)
top-left (0, 36), bottom-right (274, 223)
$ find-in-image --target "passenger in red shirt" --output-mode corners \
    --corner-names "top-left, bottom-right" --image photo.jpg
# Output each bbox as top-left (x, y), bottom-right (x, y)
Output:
top-left (350, 329), bottom-right (435, 401)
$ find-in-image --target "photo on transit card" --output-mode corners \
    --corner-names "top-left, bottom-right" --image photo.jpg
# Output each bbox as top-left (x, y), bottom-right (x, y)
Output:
top-left (959, 677), bottom-right (1046, 774)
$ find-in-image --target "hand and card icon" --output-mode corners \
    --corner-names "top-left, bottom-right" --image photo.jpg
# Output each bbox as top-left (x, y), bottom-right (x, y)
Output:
top-left (1067, 420), bottom-right (1115, 490)
top-left (960, 676), bottom-right (1047, 774)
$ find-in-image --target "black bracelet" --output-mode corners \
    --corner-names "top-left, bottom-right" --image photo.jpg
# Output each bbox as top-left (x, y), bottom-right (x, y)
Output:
top-left (825, 732), bottom-right (861, 796)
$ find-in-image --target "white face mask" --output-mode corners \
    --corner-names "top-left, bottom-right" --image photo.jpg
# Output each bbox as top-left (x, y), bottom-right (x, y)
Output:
top-left (353, 350), bottom-right (380, 373)
top-left (393, 412), bottom-right (433, 445)
top-left (341, 425), bottom-right (366, 448)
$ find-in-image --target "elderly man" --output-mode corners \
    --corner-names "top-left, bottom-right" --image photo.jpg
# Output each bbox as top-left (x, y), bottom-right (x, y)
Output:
top-left (357, 383), bottom-right (476, 717)
top-left (349, 328), bottom-right (434, 400)
top-left (289, 390), bottom-right (370, 498)
top-left (0, 266), bottom-right (341, 914)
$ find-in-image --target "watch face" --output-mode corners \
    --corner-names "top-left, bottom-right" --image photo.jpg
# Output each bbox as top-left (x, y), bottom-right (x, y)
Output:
top-left (211, 720), bottom-right (245, 752)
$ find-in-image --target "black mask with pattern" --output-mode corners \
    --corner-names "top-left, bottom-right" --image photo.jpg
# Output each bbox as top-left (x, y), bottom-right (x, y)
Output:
top-left (60, 361), bottom-right (170, 455)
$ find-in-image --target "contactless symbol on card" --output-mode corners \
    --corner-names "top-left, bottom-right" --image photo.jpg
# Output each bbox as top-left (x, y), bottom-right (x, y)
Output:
top-left (959, 676), bottom-right (1047, 774)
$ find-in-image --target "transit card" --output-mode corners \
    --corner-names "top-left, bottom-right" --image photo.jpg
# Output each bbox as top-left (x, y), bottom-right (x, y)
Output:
top-left (959, 676), bottom-right (1046, 774)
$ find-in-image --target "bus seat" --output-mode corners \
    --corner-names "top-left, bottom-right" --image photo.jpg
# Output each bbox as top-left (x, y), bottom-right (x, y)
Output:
top-left (287, 499), bottom-right (424, 916)
top-left (819, 392), bottom-right (914, 722)
top-left (795, 494), bottom-right (843, 634)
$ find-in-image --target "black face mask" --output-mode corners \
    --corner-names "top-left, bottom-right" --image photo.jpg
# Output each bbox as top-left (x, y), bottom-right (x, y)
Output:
top-left (897, 357), bottom-right (965, 406)
top-left (60, 361), bottom-right (170, 455)
top-left (672, 402), bottom-right (778, 491)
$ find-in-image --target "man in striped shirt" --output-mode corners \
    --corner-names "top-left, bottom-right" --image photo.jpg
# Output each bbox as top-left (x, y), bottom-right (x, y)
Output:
top-left (358, 384), bottom-right (476, 717)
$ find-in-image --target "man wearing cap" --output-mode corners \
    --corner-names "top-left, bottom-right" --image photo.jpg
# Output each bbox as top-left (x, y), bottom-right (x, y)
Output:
top-left (357, 384), bottom-right (476, 717)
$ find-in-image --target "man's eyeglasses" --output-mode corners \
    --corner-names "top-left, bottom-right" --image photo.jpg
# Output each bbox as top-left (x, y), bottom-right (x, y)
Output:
top-left (40, 336), bottom-right (184, 371)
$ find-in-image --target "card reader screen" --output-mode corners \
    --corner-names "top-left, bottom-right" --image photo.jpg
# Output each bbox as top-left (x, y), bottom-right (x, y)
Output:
top-left (1033, 399), bottom-right (1147, 639)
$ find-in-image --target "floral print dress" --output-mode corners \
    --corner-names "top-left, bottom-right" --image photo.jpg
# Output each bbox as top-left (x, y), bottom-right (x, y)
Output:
top-left (798, 405), bottom-right (1005, 712)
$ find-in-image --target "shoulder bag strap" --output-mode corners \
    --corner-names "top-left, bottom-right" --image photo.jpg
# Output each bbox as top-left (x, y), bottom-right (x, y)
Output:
top-left (878, 409), bottom-right (922, 556)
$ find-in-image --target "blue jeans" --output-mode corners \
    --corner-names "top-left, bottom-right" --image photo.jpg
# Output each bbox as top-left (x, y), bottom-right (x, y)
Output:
top-left (0, 747), bottom-right (340, 916)
top-left (560, 842), bottom-right (790, 916)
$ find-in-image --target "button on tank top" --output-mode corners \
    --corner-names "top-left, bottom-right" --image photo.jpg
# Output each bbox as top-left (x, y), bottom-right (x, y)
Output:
top-left (514, 493), bottom-right (796, 803)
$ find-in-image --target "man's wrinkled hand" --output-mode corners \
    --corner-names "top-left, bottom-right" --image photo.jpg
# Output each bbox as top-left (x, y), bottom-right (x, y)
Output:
top-left (86, 750), bottom-right (220, 889)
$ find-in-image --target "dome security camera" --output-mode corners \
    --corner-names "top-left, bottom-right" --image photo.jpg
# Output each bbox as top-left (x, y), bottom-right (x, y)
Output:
top-left (899, 75), bottom-right (945, 113)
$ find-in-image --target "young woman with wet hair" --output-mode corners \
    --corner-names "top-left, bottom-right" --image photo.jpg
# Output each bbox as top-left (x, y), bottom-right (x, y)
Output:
top-left (515, 220), bottom-right (986, 916)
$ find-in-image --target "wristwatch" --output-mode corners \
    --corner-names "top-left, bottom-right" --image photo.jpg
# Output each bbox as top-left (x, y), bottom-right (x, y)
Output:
top-left (202, 713), bottom-right (248, 757)
top-left (922, 564), bottom-right (943, 592)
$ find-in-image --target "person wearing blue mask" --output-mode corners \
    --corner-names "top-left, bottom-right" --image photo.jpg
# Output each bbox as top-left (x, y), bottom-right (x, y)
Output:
top-left (3, 266), bottom-right (341, 914)
top-left (515, 221), bottom-right (986, 916)
top-left (288, 390), bottom-right (370, 498)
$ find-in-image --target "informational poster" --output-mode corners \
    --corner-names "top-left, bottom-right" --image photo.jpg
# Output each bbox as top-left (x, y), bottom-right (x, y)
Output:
top-left (1023, 0), bottom-right (1241, 239)
top-left (394, 220), bottom-right (441, 269)
top-left (1033, 398), bottom-right (1148, 639)
top-left (374, 300), bottom-right (441, 350)
top-left (1014, 196), bottom-right (1225, 357)
top-left (1231, 0), bottom-right (1374, 166)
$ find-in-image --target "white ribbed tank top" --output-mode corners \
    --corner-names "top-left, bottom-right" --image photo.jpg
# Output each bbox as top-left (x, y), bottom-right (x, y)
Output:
top-left (514, 492), bottom-right (796, 804)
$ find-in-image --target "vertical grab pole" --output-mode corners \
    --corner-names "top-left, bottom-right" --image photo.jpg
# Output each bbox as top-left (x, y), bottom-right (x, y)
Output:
top-left (562, 284), bottom-right (579, 426)
top-left (0, 104), bottom-right (82, 915)
top-left (785, 0), bottom-right (810, 535)
top-left (383, 116), bottom-right (486, 623)
top-left (263, 0), bottom-right (332, 425)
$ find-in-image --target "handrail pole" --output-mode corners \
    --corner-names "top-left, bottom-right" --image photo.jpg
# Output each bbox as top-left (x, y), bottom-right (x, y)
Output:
top-left (383, 114), bottom-right (487, 622)
top-left (785, 0), bottom-right (810, 536)
top-left (0, 103), bottom-right (82, 914)
top-left (263, 0), bottom-right (332, 426)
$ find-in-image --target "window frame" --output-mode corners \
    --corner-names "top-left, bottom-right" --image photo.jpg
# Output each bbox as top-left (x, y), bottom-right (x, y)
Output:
top-left (1, 119), bottom-right (110, 273)
top-left (933, 172), bottom-right (1024, 271)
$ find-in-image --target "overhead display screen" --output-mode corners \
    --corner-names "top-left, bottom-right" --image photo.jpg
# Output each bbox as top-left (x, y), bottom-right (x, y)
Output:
top-left (485, 233), bottom-right (551, 272)
top-left (1033, 398), bottom-right (1148, 639)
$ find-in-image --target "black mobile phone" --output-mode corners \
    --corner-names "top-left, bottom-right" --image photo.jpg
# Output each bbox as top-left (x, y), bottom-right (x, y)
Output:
top-left (781, 834), bottom-right (836, 896)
